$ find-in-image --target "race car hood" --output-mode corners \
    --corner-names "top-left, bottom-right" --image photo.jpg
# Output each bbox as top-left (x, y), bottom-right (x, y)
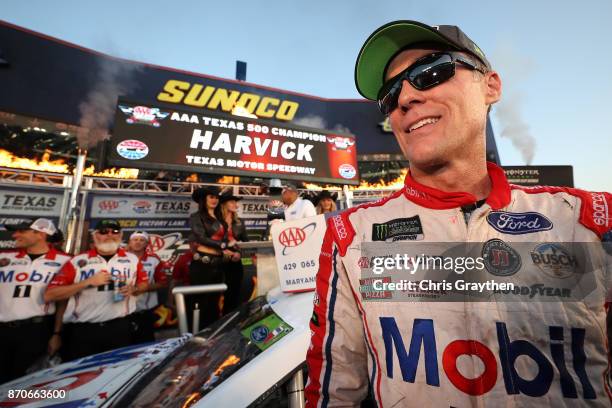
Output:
top-left (0, 335), bottom-right (191, 407)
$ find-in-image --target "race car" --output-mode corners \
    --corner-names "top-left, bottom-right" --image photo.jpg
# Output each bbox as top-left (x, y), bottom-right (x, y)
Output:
top-left (0, 287), bottom-right (313, 407)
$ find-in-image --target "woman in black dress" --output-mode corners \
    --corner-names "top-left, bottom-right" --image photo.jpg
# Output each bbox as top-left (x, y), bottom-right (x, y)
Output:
top-left (188, 186), bottom-right (234, 330)
top-left (219, 191), bottom-right (249, 314)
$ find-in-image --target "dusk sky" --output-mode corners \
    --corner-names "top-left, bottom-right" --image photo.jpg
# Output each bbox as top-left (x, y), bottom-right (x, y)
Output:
top-left (3, 0), bottom-right (611, 191)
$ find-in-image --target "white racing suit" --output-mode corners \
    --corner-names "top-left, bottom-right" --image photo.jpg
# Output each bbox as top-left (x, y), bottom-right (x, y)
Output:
top-left (306, 162), bottom-right (612, 407)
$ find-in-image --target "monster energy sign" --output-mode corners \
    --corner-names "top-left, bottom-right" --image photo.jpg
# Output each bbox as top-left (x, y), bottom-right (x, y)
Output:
top-left (371, 216), bottom-right (424, 242)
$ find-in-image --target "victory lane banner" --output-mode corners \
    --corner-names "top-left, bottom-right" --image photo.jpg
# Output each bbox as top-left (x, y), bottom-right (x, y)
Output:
top-left (108, 100), bottom-right (360, 185)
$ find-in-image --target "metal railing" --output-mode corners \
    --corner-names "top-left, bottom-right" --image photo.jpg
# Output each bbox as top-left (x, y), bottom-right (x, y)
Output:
top-left (0, 166), bottom-right (395, 199)
top-left (172, 284), bottom-right (228, 335)
top-left (0, 167), bottom-right (70, 187)
top-left (287, 370), bottom-right (305, 408)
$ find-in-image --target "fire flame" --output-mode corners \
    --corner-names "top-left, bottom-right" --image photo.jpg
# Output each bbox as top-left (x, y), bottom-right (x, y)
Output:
top-left (0, 149), bottom-right (139, 179)
top-left (181, 393), bottom-right (201, 408)
top-left (304, 168), bottom-right (408, 191)
top-left (201, 354), bottom-right (241, 391)
top-left (185, 173), bottom-right (199, 182)
top-left (212, 354), bottom-right (240, 377)
top-left (217, 175), bottom-right (240, 184)
top-left (84, 166), bottom-right (140, 179)
top-left (0, 149), bottom-right (69, 173)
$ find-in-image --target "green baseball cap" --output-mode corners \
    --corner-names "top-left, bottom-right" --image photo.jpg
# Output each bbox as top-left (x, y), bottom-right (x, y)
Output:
top-left (355, 20), bottom-right (491, 101)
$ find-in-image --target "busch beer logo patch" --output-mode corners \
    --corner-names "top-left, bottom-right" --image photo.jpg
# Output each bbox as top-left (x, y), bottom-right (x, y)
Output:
top-left (372, 216), bottom-right (424, 242)
top-left (530, 243), bottom-right (577, 279)
top-left (487, 211), bottom-right (553, 235)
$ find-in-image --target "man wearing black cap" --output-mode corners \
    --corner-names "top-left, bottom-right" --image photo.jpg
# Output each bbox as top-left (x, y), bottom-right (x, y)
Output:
top-left (0, 218), bottom-right (71, 383)
top-left (45, 219), bottom-right (148, 360)
top-left (306, 21), bottom-right (612, 406)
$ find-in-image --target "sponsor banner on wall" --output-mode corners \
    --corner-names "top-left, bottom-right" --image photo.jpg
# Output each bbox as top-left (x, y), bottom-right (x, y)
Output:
top-left (238, 197), bottom-right (269, 219)
top-left (503, 166), bottom-right (574, 187)
top-left (89, 195), bottom-right (195, 219)
top-left (0, 188), bottom-right (64, 216)
top-left (245, 219), bottom-right (268, 229)
top-left (271, 214), bottom-right (326, 293)
top-left (96, 218), bottom-right (191, 230)
top-left (0, 188), bottom-right (64, 249)
top-left (108, 100), bottom-right (360, 185)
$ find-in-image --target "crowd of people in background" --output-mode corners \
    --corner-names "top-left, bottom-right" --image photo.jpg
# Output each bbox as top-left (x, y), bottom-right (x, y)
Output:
top-left (188, 187), bottom-right (249, 329)
top-left (0, 185), bottom-right (337, 384)
top-left (0, 217), bottom-right (171, 383)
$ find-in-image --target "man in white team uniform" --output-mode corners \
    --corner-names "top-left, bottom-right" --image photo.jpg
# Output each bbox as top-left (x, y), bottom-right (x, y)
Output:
top-left (127, 230), bottom-right (169, 344)
top-left (0, 218), bottom-right (71, 383)
top-left (282, 182), bottom-right (317, 221)
top-left (45, 219), bottom-right (148, 360)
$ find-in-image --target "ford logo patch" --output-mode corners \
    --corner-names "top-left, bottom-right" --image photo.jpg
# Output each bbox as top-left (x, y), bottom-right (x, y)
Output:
top-left (487, 211), bottom-right (553, 235)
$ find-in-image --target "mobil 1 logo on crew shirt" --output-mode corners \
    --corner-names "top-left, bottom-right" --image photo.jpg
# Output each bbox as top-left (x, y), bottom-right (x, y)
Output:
top-left (487, 211), bottom-right (553, 235)
top-left (371, 216), bottom-right (424, 242)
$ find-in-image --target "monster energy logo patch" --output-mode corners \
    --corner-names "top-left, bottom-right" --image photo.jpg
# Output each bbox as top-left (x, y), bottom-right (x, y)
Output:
top-left (371, 216), bottom-right (424, 242)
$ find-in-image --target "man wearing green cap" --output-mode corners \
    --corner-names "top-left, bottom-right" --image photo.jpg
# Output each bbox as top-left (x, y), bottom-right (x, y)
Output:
top-left (306, 20), bottom-right (611, 407)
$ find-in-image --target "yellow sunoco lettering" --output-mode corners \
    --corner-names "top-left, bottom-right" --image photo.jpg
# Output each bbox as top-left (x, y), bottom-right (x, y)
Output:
top-left (207, 89), bottom-right (241, 112)
top-left (275, 101), bottom-right (299, 121)
top-left (236, 93), bottom-right (260, 113)
top-left (184, 84), bottom-right (215, 107)
top-left (255, 97), bottom-right (280, 118)
top-left (157, 80), bottom-right (300, 121)
top-left (157, 80), bottom-right (190, 103)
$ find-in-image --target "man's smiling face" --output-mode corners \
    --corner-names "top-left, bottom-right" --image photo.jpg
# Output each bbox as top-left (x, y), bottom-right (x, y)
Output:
top-left (386, 48), bottom-right (499, 169)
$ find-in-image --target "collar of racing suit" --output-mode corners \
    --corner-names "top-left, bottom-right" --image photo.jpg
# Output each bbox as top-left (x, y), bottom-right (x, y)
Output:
top-left (402, 161), bottom-right (511, 210)
top-left (16, 245), bottom-right (59, 260)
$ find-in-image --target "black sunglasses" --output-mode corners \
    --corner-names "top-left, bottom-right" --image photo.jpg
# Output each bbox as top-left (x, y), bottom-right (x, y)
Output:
top-left (377, 52), bottom-right (486, 115)
top-left (97, 228), bottom-right (121, 235)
